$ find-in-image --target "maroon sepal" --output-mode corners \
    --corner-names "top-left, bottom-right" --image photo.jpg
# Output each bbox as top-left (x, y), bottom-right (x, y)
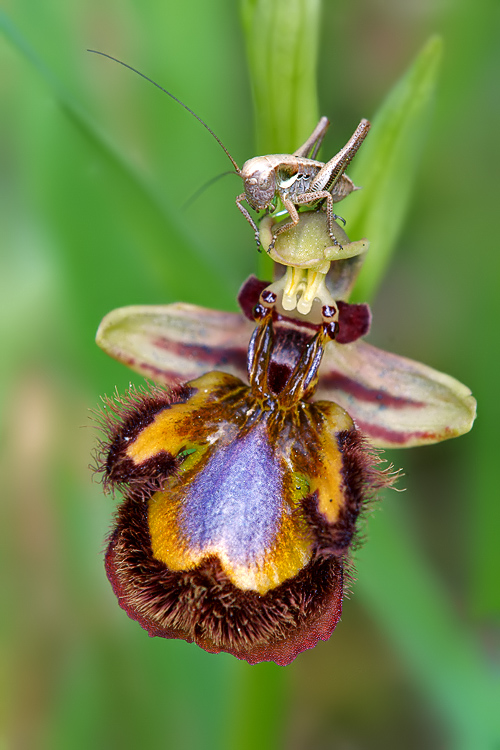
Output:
top-left (238, 276), bottom-right (270, 320)
top-left (336, 300), bottom-right (371, 344)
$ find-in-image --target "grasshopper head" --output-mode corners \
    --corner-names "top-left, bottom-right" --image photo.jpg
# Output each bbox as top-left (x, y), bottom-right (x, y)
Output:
top-left (241, 157), bottom-right (277, 211)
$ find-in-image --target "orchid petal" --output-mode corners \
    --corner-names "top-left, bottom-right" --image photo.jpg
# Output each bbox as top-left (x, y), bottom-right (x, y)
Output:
top-left (97, 303), bottom-right (476, 449)
top-left (317, 340), bottom-right (476, 448)
top-left (96, 304), bottom-right (252, 385)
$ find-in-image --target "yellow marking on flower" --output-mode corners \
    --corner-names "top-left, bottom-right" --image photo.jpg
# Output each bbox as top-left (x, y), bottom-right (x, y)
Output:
top-left (125, 372), bottom-right (242, 464)
top-left (258, 212), bottom-right (369, 315)
top-left (310, 402), bottom-right (355, 524)
top-left (148, 487), bottom-right (313, 595)
top-left (125, 403), bottom-right (196, 464)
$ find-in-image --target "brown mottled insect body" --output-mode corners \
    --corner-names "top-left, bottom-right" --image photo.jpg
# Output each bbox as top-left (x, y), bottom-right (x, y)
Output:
top-left (236, 117), bottom-right (371, 252)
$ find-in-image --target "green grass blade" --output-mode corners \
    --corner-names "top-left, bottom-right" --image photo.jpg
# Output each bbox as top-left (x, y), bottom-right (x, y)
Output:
top-left (0, 10), bottom-right (230, 301)
top-left (343, 36), bottom-right (442, 303)
top-left (355, 496), bottom-right (500, 750)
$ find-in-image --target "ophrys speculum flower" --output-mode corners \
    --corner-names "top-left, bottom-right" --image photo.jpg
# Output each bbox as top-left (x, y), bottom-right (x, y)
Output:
top-left (96, 211), bottom-right (475, 664)
top-left (99, 304), bottom-right (393, 665)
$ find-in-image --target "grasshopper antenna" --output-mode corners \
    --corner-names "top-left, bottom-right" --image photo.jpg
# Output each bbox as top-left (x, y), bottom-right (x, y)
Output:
top-left (182, 171), bottom-right (239, 211)
top-left (87, 49), bottom-right (242, 175)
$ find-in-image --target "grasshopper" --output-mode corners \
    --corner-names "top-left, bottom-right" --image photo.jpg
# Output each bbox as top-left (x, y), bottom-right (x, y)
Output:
top-left (237, 117), bottom-right (370, 252)
top-left (87, 51), bottom-right (370, 252)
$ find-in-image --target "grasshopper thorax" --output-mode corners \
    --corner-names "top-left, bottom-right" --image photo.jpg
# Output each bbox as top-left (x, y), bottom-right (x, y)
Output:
top-left (241, 156), bottom-right (278, 211)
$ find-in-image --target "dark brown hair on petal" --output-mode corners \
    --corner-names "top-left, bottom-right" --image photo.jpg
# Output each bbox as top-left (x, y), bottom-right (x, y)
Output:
top-left (93, 383), bottom-right (193, 494)
top-left (105, 494), bottom-right (344, 666)
top-left (304, 428), bottom-right (397, 560)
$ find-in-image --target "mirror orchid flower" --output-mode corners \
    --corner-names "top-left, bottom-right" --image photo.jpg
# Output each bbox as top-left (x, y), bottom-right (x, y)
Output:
top-left (95, 210), bottom-right (475, 665)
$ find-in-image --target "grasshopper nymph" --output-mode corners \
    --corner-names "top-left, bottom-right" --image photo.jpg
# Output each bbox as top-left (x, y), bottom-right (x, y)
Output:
top-left (236, 117), bottom-right (370, 252)
top-left (88, 51), bottom-right (370, 253)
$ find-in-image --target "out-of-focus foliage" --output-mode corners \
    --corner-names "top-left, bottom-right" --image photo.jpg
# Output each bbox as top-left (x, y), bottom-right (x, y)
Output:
top-left (0, 0), bottom-right (498, 748)
top-left (345, 35), bottom-right (442, 303)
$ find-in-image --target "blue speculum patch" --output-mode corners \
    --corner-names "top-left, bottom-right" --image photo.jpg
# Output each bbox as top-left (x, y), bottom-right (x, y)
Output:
top-left (178, 419), bottom-right (283, 566)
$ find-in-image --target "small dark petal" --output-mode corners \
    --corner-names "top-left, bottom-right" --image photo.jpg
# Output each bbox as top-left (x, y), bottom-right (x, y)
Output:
top-left (335, 301), bottom-right (372, 344)
top-left (238, 276), bottom-right (270, 321)
top-left (238, 276), bottom-right (371, 344)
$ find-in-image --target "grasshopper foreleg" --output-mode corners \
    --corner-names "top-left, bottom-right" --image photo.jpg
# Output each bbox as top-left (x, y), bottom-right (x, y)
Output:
top-left (295, 190), bottom-right (345, 249)
top-left (236, 193), bottom-right (262, 250)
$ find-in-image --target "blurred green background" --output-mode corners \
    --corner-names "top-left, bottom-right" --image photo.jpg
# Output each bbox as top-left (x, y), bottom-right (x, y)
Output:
top-left (1, 0), bottom-right (499, 748)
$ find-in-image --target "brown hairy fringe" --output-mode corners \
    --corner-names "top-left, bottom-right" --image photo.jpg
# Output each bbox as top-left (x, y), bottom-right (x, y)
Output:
top-left (91, 382), bottom-right (193, 494)
top-left (106, 496), bottom-right (343, 665)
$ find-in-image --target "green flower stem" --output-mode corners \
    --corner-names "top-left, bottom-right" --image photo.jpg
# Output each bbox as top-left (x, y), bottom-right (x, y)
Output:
top-left (224, 661), bottom-right (289, 750)
top-left (241, 0), bottom-right (321, 155)
top-left (241, 0), bottom-right (321, 281)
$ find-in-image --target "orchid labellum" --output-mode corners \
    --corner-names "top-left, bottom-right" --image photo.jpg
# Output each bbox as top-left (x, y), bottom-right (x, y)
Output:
top-left (95, 209), bottom-right (475, 665)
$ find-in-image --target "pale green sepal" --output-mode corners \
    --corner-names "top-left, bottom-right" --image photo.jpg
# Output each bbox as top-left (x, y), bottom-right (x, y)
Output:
top-left (317, 339), bottom-right (476, 448)
top-left (96, 304), bottom-right (253, 385)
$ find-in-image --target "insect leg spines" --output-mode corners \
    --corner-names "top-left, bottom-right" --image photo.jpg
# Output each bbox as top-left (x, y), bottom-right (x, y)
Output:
top-left (265, 195), bottom-right (302, 253)
top-left (294, 190), bottom-right (344, 248)
top-left (311, 119), bottom-right (370, 193)
top-left (236, 193), bottom-right (262, 248)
